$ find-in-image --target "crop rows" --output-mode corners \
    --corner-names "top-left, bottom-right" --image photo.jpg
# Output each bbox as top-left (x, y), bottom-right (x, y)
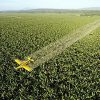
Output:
top-left (0, 13), bottom-right (100, 99)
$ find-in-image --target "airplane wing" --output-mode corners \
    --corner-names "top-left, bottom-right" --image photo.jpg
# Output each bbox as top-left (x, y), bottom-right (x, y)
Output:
top-left (15, 66), bottom-right (22, 70)
top-left (22, 65), bottom-right (32, 72)
top-left (15, 59), bottom-right (22, 65)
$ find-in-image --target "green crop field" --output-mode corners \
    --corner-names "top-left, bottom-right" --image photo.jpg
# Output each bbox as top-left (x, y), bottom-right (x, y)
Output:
top-left (0, 13), bottom-right (100, 100)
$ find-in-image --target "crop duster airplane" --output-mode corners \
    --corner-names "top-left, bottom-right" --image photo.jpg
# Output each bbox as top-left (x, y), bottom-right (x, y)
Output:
top-left (15, 57), bottom-right (34, 72)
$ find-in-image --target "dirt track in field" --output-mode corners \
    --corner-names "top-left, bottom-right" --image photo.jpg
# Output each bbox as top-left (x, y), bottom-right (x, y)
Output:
top-left (28, 20), bottom-right (100, 70)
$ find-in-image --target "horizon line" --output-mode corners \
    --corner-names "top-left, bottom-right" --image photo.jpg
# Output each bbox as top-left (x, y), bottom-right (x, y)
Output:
top-left (0, 7), bottom-right (100, 12)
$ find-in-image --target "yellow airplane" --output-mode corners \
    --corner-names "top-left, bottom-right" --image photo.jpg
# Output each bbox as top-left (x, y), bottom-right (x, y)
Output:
top-left (15, 56), bottom-right (34, 72)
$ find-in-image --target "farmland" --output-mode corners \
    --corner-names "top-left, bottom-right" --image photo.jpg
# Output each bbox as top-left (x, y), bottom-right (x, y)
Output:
top-left (0, 13), bottom-right (100, 99)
